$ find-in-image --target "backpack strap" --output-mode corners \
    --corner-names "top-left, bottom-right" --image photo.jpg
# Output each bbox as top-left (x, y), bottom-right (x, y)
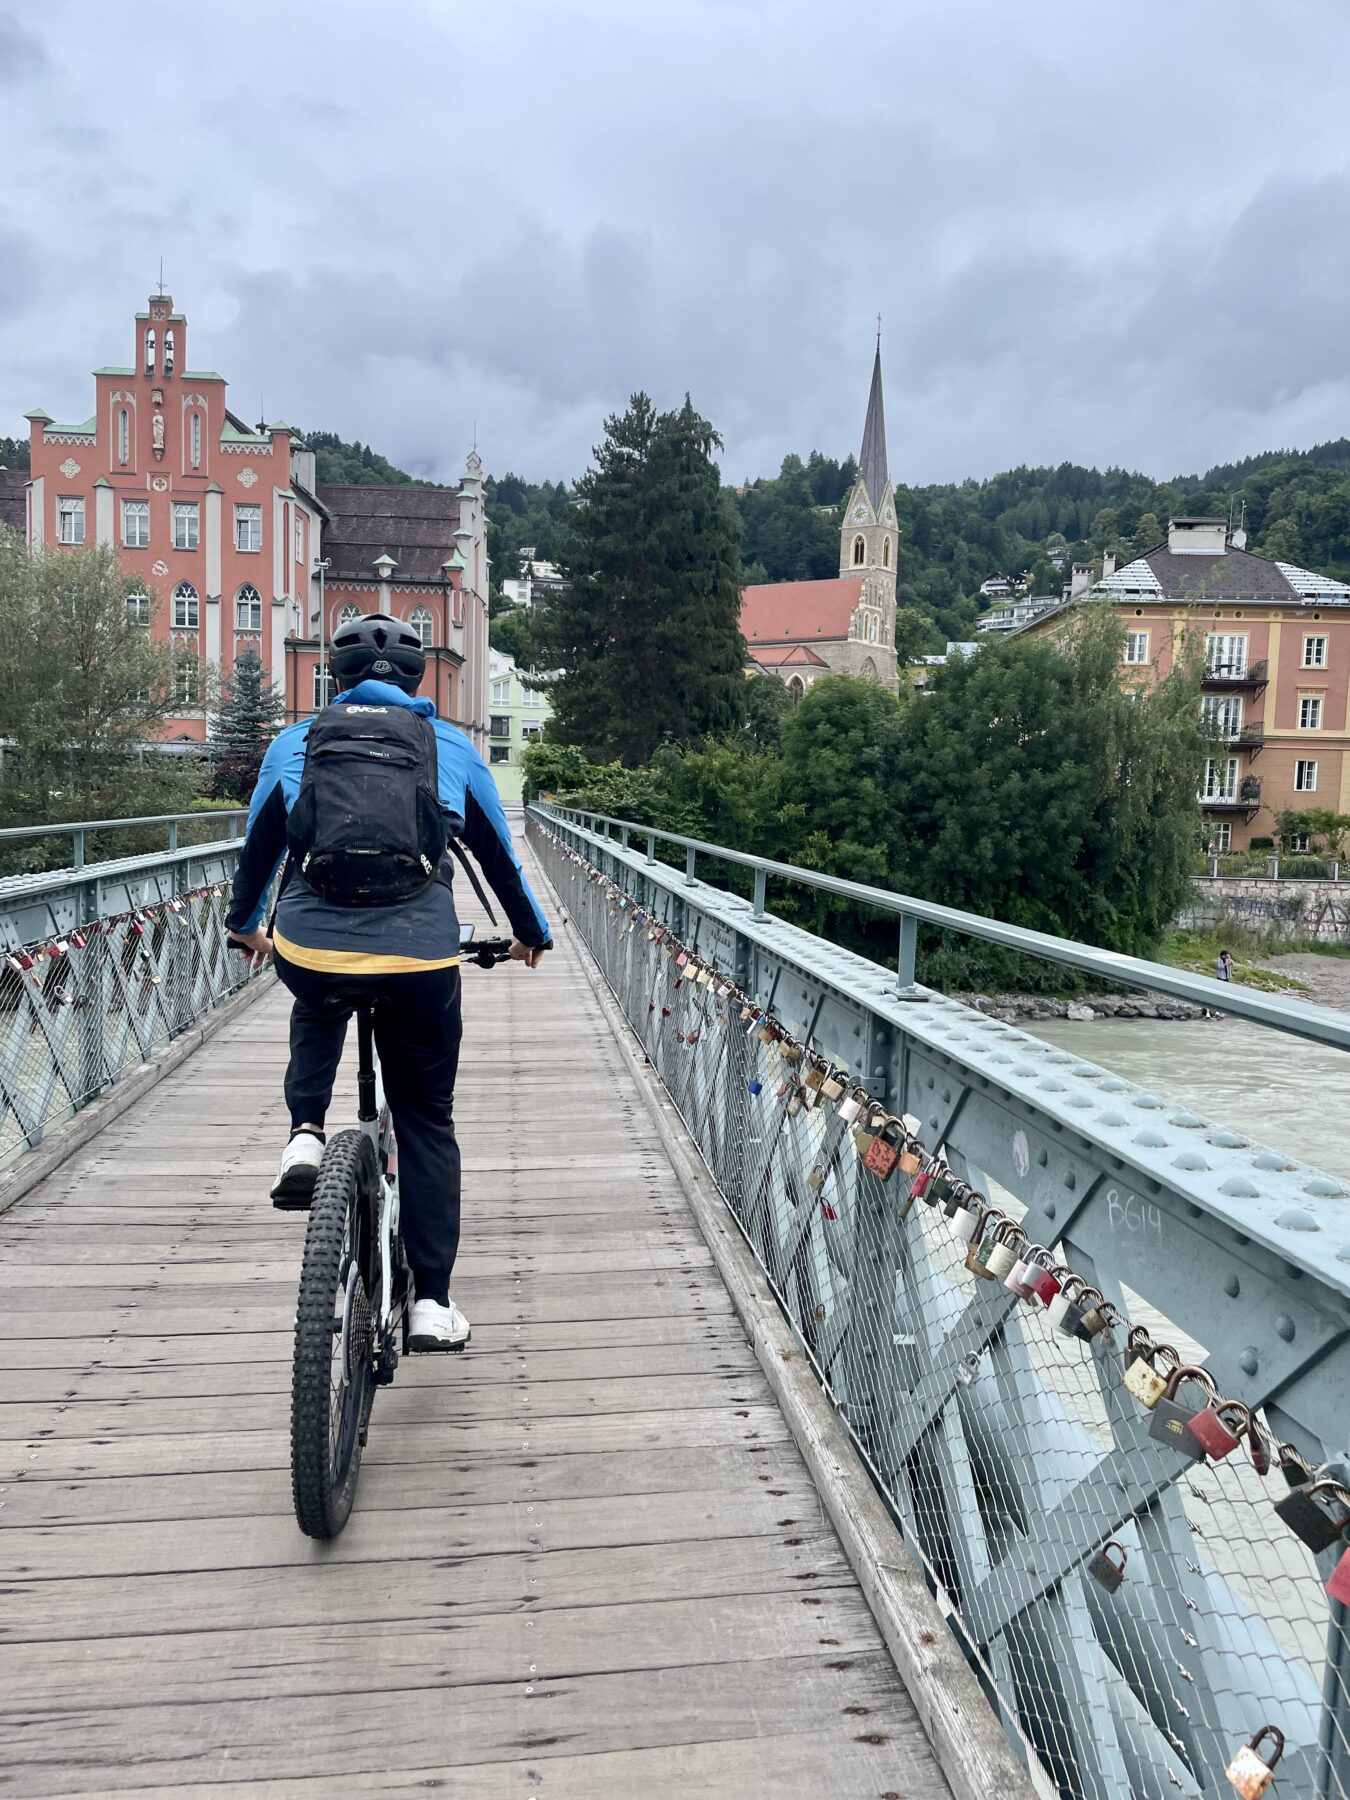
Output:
top-left (445, 838), bottom-right (499, 927)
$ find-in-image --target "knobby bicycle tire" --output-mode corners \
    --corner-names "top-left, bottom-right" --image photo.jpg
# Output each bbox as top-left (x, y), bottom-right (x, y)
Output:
top-left (290, 1129), bottom-right (378, 1539)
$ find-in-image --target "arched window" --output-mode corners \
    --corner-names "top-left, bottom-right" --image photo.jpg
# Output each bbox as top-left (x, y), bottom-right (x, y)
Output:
top-left (117, 408), bottom-right (129, 466)
top-left (336, 603), bottom-right (364, 625)
top-left (852, 535), bottom-right (866, 566)
top-left (786, 676), bottom-right (806, 703)
top-left (861, 657), bottom-right (879, 683)
top-left (235, 584), bottom-right (263, 631)
top-left (189, 411), bottom-right (201, 469)
top-left (882, 537), bottom-right (891, 569)
top-left (164, 329), bottom-right (175, 376)
top-left (409, 606), bottom-right (434, 649)
top-left (172, 581), bottom-right (199, 629)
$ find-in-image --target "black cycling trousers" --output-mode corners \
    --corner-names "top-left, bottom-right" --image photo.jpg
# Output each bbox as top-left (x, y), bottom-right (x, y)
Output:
top-left (274, 954), bottom-right (463, 1301)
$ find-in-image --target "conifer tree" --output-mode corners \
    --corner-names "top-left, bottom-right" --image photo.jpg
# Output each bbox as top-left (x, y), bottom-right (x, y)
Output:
top-left (534, 394), bottom-right (745, 762)
top-left (208, 647), bottom-right (285, 800)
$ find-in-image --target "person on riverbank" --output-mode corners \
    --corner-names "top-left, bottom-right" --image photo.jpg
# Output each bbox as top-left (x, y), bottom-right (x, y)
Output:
top-left (1216, 949), bottom-right (1234, 982)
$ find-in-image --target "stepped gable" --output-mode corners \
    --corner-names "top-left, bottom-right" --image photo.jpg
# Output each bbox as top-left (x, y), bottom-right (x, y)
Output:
top-left (317, 483), bottom-right (463, 583)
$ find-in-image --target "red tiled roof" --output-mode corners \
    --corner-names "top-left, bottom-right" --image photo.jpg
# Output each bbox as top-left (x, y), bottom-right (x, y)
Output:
top-left (740, 576), bottom-right (862, 644)
top-left (752, 643), bottom-right (831, 667)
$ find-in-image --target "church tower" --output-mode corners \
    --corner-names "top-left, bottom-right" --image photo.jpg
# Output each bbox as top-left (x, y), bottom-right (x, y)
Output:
top-left (838, 343), bottom-right (899, 686)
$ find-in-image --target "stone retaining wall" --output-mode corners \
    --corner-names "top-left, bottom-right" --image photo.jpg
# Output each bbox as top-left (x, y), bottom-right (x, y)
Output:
top-left (1179, 877), bottom-right (1350, 944)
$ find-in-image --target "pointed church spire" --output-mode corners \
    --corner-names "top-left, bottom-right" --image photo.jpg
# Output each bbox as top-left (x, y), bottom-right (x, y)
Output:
top-left (856, 341), bottom-right (888, 511)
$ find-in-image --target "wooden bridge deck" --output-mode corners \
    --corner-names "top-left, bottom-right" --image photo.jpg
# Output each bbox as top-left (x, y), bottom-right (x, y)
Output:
top-left (0, 840), bottom-right (948, 1797)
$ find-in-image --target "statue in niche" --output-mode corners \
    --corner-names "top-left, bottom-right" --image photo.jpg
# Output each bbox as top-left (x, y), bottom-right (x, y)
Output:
top-left (144, 327), bottom-right (156, 376)
top-left (152, 413), bottom-right (165, 458)
top-left (164, 329), bottom-right (175, 376)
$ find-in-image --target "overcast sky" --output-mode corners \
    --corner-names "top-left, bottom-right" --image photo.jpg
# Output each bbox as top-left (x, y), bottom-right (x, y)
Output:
top-left (4, 0), bottom-right (1349, 490)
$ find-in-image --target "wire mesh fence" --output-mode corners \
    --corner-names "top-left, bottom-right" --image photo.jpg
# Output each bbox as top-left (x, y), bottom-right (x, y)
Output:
top-left (533, 817), bottom-right (1350, 1800)
top-left (1, 877), bottom-right (256, 1169)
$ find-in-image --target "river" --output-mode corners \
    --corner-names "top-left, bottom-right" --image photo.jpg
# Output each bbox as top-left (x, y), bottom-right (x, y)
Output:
top-left (1028, 1013), bottom-right (1350, 1184)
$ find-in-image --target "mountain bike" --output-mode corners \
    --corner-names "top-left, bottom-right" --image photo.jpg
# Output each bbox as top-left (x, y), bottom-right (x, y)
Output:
top-left (231, 927), bottom-right (513, 1539)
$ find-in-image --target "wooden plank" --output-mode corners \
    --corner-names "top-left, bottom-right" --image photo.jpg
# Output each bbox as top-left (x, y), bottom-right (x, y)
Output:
top-left (0, 1527), bottom-right (852, 1645)
top-left (70, 1730), bottom-right (930, 1800)
top-left (0, 1587), bottom-right (879, 1710)
top-left (0, 1440), bottom-right (806, 1529)
top-left (0, 1311), bottom-right (748, 1371)
top-left (0, 1650), bottom-right (920, 1795)
top-left (1, 1334), bottom-right (749, 1405)
top-left (4, 1402), bottom-right (793, 1480)
top-left (0, 1480), bottom-right (822, 1581)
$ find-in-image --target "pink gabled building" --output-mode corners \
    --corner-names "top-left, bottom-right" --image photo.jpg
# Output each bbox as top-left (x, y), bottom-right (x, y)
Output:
top-left (19, 292), bottom-right (490, 751)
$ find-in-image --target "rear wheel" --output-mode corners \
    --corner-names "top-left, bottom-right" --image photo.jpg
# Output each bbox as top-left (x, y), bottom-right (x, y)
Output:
top-left (291, 1129), bottom-right (378, 1539)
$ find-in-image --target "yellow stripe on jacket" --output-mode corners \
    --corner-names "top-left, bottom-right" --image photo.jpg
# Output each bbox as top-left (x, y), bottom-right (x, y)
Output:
top-left (272, 927), bottom-right (461, 976)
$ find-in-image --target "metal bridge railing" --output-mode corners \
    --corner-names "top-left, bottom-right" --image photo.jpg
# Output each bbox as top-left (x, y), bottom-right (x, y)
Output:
top-left (0, 833), bottom-right (256, 1170)
top-left (0, 808), bottom-right (247, 872)
top-left (530, 805), bottom-right (1350, 1800)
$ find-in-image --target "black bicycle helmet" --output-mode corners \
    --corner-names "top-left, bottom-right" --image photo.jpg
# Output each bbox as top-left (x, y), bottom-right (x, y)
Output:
top-left (328, 612), bottom-right (425, 693)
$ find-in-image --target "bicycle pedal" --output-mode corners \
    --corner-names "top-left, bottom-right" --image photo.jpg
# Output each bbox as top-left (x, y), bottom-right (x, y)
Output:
top-left (271, 1192), bottom-right (314, 1213)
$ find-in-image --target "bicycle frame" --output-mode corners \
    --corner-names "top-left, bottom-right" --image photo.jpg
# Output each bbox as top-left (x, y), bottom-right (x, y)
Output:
top-left (355, 1007), bottom-right (405, 1366)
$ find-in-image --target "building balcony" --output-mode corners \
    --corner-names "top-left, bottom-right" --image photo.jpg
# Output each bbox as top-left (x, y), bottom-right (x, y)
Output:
top-left (1202, 659), bottom-right (1268, 691)
top-left (1199, 776), bottom-right (1262, 820)
top-left (1212, 721), bottom-right (1265, 756)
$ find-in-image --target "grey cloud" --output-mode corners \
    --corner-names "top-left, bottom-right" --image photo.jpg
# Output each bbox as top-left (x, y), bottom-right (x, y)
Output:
top-left (4, 0), bottom-right (1350, 488)
top-left (0, 10), bottom-right (49, 86)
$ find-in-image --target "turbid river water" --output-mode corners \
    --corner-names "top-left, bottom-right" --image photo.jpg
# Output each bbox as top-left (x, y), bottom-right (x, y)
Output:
top-left (1028, 1013), bottom-right (1350, 1184)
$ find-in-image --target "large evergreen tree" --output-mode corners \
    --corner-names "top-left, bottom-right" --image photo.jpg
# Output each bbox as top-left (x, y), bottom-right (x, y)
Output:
top-left (208, 648), bottom-right (285, 800)
top-left (533, 394), bottom-right (746, 762)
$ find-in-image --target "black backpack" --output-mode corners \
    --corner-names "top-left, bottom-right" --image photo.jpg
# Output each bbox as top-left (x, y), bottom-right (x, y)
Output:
top-left (286, 704), bottom-right (448, 907)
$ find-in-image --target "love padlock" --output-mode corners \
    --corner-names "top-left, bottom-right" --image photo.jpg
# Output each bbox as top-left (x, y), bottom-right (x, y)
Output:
top-left (897, 1139), bottom-right (923, 1177)
top-left (807, 1165), bottom-right (826, 1193)
top-left (1147, 1366), bottom-right (1220, 1462)
top-left (982, 1220), bottom-right (1025, 1282)
top-left (1076, 1289), bottom-right (1116, 1338)
top-left (963, 1210), bottom-right (1005, 1280)
top-left (1087, 1540), bottom-right (1127, 1594)
top-left (1122, 1328), bottom-right (1169, 1409)
top-left (1030, 1259), bottom-right (1066, 1308)
top-left (820, 1069), bottom-right (846, 1102)
top-left (1004, 1243), bottom-right (1049, 1302)
top-left (836, 1086), bottom-right (866, 1126)
top-left (1274, 1478), bottom-right (1350, 1554)
top-left (1188, 1398), bottom-right (1253, 1463)
top-left (747, 1078), bottom-right (763, 1096)
top-left (907, 1166), bottom-right (935, 1206)
top-left (862, 1118), bottom-right (904, 1182)
top-left (1047, 1274), bottom-right (1086, 1335)
top-left (1226, 1725), bottom-right (1284, 1798)
top-left (947, 1189), bottom-right (984, 1244)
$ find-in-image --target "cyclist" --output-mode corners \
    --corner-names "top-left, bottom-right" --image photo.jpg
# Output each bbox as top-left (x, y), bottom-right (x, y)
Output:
top-left (224, 613), bottom-right (552, 1352)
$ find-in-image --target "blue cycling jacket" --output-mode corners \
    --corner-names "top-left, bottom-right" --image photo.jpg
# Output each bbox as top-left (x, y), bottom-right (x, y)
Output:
top-left (224, 679), bottom-right (552, 973)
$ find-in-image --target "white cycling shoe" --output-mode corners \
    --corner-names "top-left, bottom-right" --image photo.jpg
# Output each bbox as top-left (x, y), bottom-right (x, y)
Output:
top-left (270, 1131), bottom-right (324, 1209)
top-left (408, 1297), bottom-right (471, 1353)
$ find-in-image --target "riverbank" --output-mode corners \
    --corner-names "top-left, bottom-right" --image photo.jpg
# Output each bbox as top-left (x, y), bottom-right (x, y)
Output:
top-left (953, 992), bottom-right (1207, 1023)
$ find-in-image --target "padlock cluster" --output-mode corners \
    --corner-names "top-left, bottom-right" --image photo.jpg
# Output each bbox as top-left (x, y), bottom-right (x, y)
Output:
top-left (3, 885), bottom-right (229, 1001)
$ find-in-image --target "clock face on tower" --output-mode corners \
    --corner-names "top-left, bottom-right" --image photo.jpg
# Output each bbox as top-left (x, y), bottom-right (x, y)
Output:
top-left (852, 503), bottom-right (867, 522)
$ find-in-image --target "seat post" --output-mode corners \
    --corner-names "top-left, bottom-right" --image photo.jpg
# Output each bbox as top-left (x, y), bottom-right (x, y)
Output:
top-left (356, 1006), bottom-right (377, 1123)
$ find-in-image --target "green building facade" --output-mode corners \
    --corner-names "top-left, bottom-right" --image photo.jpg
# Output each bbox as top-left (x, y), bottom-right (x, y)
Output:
top-left (487, 650), bottom-right (549, 805)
